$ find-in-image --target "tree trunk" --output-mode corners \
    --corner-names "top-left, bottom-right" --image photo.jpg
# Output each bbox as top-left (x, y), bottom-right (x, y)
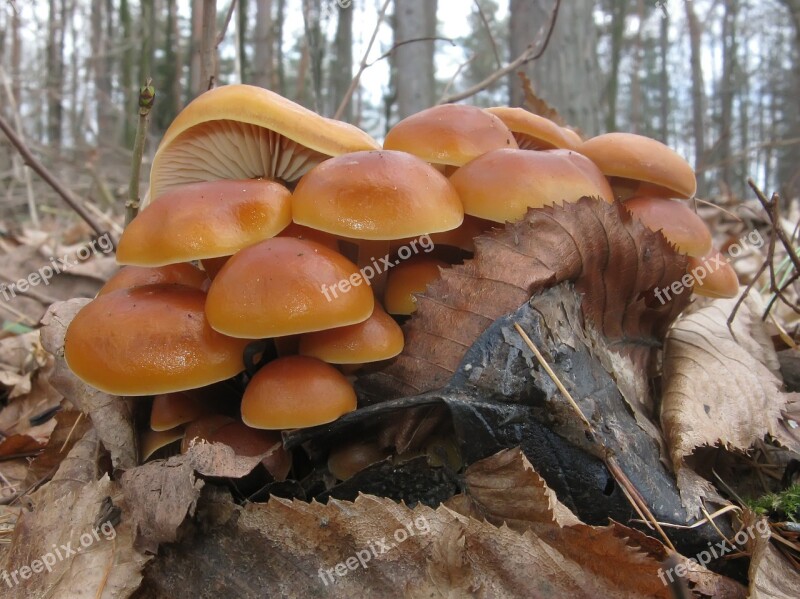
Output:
top-left (200, 0), bottom-right (218, 91)
top-left (658, 10), bottom-right (670, 142)
top-left (157, 0), bottom-right (181, 131)
top-left (239, 0), bottom-right (249, 81)
top-left (716, 0), bottom-right (738, 194)
top-left (394, 0), bottom-right (437, 119)
top-left (302, 0), bottom-right (324, 112)
top-left (685, 0), bottom-right (706, 193)
top-left (91, 0), bottom-right (111, 143)
top-left (276, 0), bottom-right (286, 94)
top-left (329, 3), bottom-right (353, 120)
top-left (46, 0), bottom-right (64, 146)
top-left (605, 0), bottom-right (627, 132)
top-left (189, 0), bottom-right (204, 98)
top-left (778, 0), bottom-right (800, 199)
top-left (524, 0), bottom-right (603, 136)
top-left (120, 0), bottom-right (135, 146)
top-left (252, 0), bottom-right (274, 88)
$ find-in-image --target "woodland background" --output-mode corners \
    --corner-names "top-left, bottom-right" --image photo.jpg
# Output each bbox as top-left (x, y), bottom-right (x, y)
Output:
top-left (0, 0), bottom-right (799, 230)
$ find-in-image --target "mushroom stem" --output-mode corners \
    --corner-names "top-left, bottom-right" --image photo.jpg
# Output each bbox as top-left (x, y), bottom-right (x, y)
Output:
top-left (357, 239), bottom-right (391, 299)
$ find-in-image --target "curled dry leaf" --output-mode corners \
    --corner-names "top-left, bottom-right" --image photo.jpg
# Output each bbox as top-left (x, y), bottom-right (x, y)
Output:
top-left (661, 292), bottom-right (800, 515)
top-left (1, 428), bottom-right (150, 599)
top-left (120, 456), bottom-right (205, 554)
top-left (39, 299), bottom-right (136, 469)
top-left (133, 449), bottom-right (739, 599)
top-left (183, 440), bottom-right (274, 479)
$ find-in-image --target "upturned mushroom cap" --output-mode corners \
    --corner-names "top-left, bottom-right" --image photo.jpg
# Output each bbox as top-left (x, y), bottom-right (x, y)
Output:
top-left (298, 304), bottom-right (404, 364)
top-left (205, 237), bottom-right (374, 338)
top-left (292, 150), bottom-right (464, 240)
top-left (147, 85), bottom-right (379, 201)
top-left (241, 355), bottom-right (357, 429)
top-left (688, 250), bottom-right (740, 298)
top-left (98, 264), bottom-right (208, 296)
top-left (65, 285), bottom-right (250, 396)
top-left (117, 179), bottom-right (291, 266)
top-left (449, 148), bottom-right (614, 223)
top-left (624, 197), bottom-right (712, 258)
top-left (181, 414), bottom-right (236, 453)
top-left (578, 132), bottom-right (697, 199)
top-left (485, 107), bottom-right (578, 150)
top-left (384, 258), bottom-right (448, 315)
top-left (383, 104), bottom-right (517, 168)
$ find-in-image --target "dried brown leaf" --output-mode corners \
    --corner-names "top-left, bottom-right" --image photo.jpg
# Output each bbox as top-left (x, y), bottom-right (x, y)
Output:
top-left (748, 521), bottom-right (800, 598)
top-left (661, 292), bottom-right (800, 514)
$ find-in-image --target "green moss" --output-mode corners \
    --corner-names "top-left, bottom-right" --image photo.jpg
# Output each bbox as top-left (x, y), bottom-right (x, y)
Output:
top-left (747, 484), bottom-right (800, 523)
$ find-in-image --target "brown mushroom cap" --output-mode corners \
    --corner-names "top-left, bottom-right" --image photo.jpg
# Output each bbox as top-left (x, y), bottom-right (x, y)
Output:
top-left (384, 257), bottom-right (448, 315)
top-left (485, 107), bottom-right (578, 151)
top-left (98, 264), bottom-right (208, 296)
top-left (65, 285), bottom-right (250, 396)
top-left (298, 304), bottom-right (404, 364)
top-left (327, 440), bottom-right (390, 480)
top-left (292, 150), bottom-right (464, 240)
top-left (205, 237), bottom-right (374, 338)
top-left (241, 355), bottom-right (357, 429)
top-left (688, 250), bottom-right (740, 298)
top-left (624, 197), bottom-right (712, 258)
top-left (117, 179), bottom-right (291, 266)
top-left (578, 132), bottom-right (697, 199)
top-left (449, 148), bottom-right (614, 223)
top-left (141, 429), bottom-right (184, 461)
top-left (277, 222), bottom-right (340, 251)
top-left (150, 391), bottom-right (214, 431)
top-left (208, 422), bottom-right (292, 480)
top-left (181, 414), bottom-right (236, 453)
top-left (383, 104), bottom-right (518, 167)
top-left (148, 84), bottom-right (379, 201)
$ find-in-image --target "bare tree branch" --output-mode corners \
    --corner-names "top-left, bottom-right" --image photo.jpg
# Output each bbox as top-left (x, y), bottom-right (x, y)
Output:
top-left (0, 113), bottom-right (108, 241)
top-left (438, 0), bottom-right (560, 105)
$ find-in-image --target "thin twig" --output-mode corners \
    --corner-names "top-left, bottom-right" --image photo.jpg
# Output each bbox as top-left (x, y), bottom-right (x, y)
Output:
top-left (473, 0), bottom-right (502, 69)
top-left (126, 80), bottom-right (155, 226)
top-left (439, 55), bottom-right (477, 102)
top-left (215, 0), bottom-right (238, 47)
top-left (364, 37), bottom-right (456, 69)
top-left (0, 114), bottom-right (107, 240)
top-left (333, 0), bottom-right (391, 121)
top-left (438, 0), bottom-right (561, 104)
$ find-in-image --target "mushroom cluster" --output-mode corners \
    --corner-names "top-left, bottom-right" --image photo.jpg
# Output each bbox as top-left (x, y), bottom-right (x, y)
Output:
top-left (64, 84), bottom-right (735, 470)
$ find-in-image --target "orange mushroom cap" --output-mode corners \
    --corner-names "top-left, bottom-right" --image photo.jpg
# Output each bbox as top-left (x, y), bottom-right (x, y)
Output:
top-left (298, 304), bottom-right (404, 364)
top-left (65, 285), bottom-right (250, 396)
top-left (208, 422), bottom-right (292, 480)
top-left (181, 414), bottom-right (236, 453)
top-left (241, 356), bottom-right (357, 430)
top-left (449, 148), bottom-right (614, 223)
top-left (383, 104), bottom-right (518, 167)
top-left (141, 428), bottom-right (184, 461)
top-left (205, 237), bottom-right (374, 338)
top-left (117, 179), bottom-right (291, 266)
top-left (624, 197), bottom-right (712, 258)
top-left (148, 84), bottom-right (379, 201)
top-left (98, 263), bottom-right (208, 296)
top-left (328, 440), bottom-right (389, 480)
top-left (384, 257), bottom-right (448, 315)
top-left (150, 391), bottom-right (215, 431)
top-left (485, 107), bottom-right (578, 151)
top-left (688, 250), bottom-right (740, 298)
top-left (277, 222), bottom-right (340, 251)
top-left (292, 150), bottom-right (463, 241)
top-left (578, 132), bottom-right (697, 199)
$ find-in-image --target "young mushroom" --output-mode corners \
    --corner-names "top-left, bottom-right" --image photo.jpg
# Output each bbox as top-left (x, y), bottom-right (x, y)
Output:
top-left (688, 250), bottom-right (740, 298)
top-left (117, 179), bottom-right (291, 266)
top-left (449, 148), bottom-right (613, 223)
top-left (384, 258), bottom-right (449, 315)
top-left (147, 84), bottom-right (379, 201)
top-left (205, 237), bottom-right (374, 338)
top-left (578, 132), bottom-right (697, 201)
top-left (383, 104), bottom-right (518, 174)
top-left (65, 285), bottom-right (250, 396)
top-left (484, 107), bottom-right (579, 151)
top-left (624, 197), bottom-right (713, 258)
top-left (98, 263), bottom-right (208, 295)
top-left (298, 303), bottom-right (404, 364)
top-left (241, 355), bottom-right (357, 429)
